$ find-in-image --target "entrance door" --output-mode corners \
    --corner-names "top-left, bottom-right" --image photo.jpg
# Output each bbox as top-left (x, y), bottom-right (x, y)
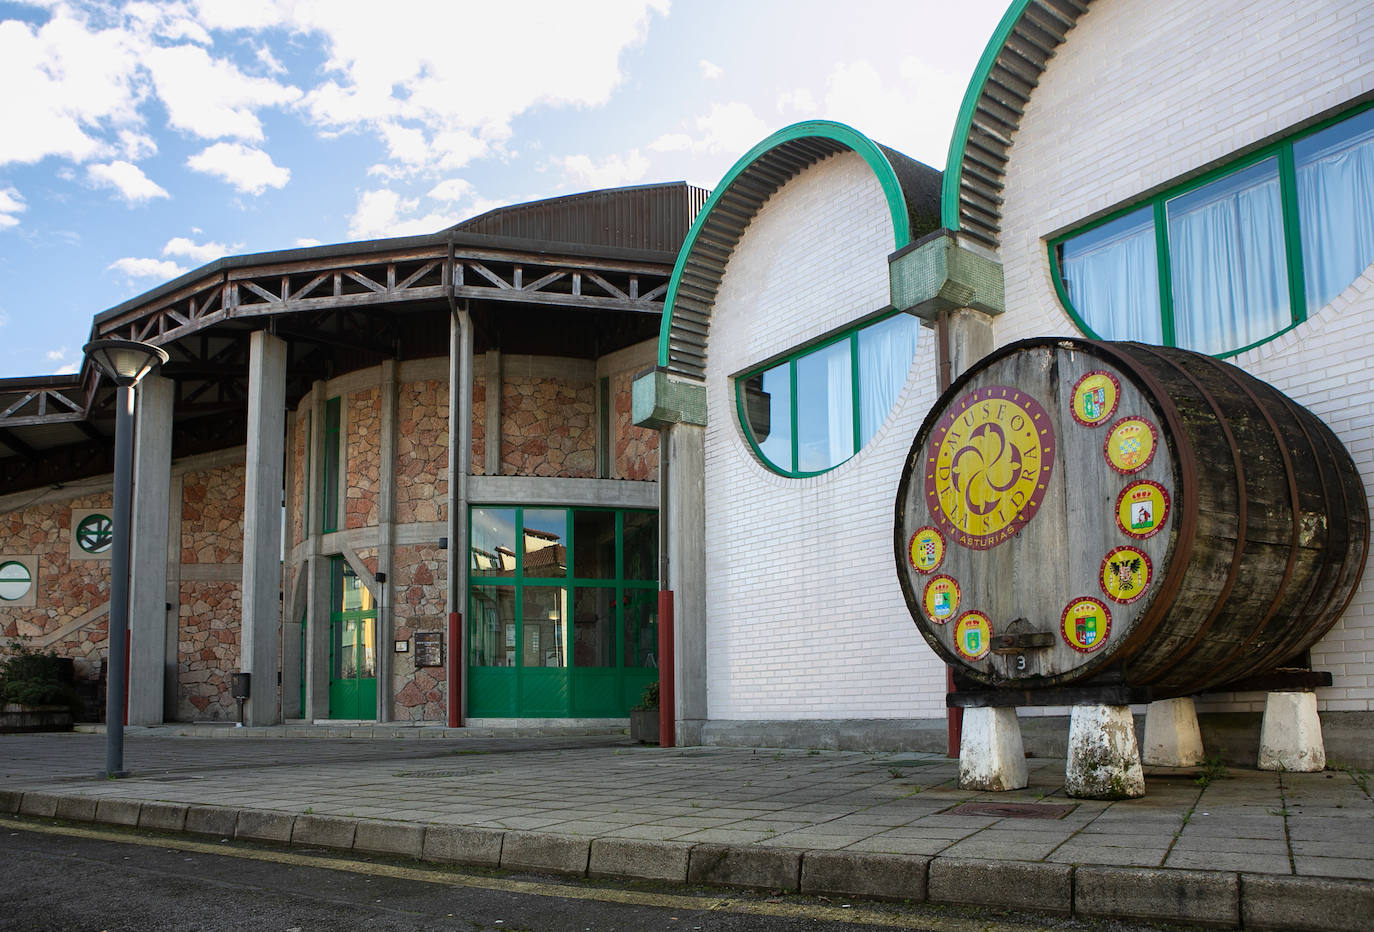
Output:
top-left (329, 558), bottom-right (377, 720)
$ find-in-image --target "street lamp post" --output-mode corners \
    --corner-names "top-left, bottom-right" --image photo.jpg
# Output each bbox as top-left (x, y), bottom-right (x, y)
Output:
top-left (83, 338), bottom-right (169, 779)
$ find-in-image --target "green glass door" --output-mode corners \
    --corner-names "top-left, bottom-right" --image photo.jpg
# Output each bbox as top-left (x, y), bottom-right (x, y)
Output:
top-left (329, 558), bottom-right (377, 720)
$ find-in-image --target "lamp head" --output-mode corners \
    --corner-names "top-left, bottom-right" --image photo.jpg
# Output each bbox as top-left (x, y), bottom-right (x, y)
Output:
top-left (83, 339), bottom-right (169, 387)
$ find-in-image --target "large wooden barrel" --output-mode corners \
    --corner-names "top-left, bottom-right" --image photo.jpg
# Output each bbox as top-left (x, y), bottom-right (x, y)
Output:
top-left (894, 338), bottom-right (1368, 697)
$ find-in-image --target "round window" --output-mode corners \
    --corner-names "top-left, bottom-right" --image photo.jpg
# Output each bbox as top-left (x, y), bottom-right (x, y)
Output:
top-left (0, 560), bottom-right (32, 601)
top-left (77, 513), bottom-right (114, 554)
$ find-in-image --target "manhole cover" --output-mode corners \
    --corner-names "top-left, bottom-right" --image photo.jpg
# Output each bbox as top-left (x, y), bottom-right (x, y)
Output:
top-left (392, 768), bottom-right (495, 778)
top-left (949, 801), bottom-right (1076, 819)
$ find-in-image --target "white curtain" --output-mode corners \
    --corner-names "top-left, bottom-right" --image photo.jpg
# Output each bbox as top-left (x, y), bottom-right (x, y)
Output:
top-left (858, 314), bottom-right (918, 445)
top-left (795, 340), bottom-right (852, 473)
top-left (824, 342), bottom-right (853, 469)
top-left (1297, 114), bottom-right (1374, 313)
top-left (1167, 159), bottom-right (1288, 355)
top-left (1061, 209), bottom-right (1162, 343)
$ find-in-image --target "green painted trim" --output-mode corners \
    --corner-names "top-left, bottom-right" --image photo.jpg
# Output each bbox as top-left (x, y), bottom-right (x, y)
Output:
top-left (1048, 99), bottom-right (1374, 357)
top-left (658, 120), bottom-right (916, 368)
top-left (734, 308), bottom-right (914, 479)
top-left (941, 0), bottom-right (1036, 231)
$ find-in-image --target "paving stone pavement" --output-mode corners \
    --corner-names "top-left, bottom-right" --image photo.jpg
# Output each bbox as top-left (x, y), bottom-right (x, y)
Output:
top-left (1, 725), bottom-right (1371, 930)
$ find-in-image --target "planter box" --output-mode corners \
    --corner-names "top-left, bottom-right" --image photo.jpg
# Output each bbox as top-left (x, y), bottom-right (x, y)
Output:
top-left (0, 703), bottom-right (74, 734)
top-left (630, 708), bottom-right (660, 744)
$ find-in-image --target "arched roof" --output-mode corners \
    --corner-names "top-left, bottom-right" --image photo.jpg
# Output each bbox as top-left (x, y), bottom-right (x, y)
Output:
top-left (941, 0), bottom-right (1092, 250)
top-left (657, 120), bottom-right (940, 379)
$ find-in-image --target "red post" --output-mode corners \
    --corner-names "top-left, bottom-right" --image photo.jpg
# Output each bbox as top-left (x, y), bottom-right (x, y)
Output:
top-left (657, 590), bottom-right (674, 748)
top-left (946, 667), bottom-right (961, 758)
top-left (447, 611), bottom-right (463, 727)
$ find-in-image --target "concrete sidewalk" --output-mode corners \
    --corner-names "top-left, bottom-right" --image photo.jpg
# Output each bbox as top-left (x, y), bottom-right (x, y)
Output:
top-left (1, 727), bottom-right (1370, 930)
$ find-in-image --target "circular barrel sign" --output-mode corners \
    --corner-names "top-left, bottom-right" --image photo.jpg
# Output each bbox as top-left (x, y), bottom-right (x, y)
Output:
top-left (895, 338), bottom-right (1368, 695)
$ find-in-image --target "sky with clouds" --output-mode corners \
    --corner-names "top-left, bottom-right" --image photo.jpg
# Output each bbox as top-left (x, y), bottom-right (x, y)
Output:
top-left (0, 0), bottom-right (1009, 378)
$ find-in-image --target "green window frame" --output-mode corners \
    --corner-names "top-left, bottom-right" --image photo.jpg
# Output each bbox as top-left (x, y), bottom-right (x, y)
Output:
top-left (466, 505), bottom-right (658, 718)
top-left (1050, 100), bottom-right (1374, 359)
top-left (321, 397), bottom-right (341, 534)
top-left (735, 309), bottom-right (920, 477)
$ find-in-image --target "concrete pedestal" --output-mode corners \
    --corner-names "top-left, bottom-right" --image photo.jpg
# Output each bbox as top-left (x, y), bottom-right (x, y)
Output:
top-left (1258, 691), bottom-right (1325, 772)
top-left (1066, 705), bottom-right (1145, 799)
top-left (958, 706), bottom-right (1027, 791)
top-left (1142, 697), bottom-right (1205, 767)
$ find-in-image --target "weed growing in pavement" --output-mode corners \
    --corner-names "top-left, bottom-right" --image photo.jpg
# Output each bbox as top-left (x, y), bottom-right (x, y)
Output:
top-left (807, 750), bottom-right (820, 756)
top-left (1328, 761), bottom-right (1371, 795)
top-left (888, 768), bottom-right (903, 779)
top-left (1194, 756), bottom-right (1230, 788)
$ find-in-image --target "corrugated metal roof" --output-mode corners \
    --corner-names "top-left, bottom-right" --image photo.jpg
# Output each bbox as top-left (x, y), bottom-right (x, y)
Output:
top-left (451, 181), bottom-right (710, 254)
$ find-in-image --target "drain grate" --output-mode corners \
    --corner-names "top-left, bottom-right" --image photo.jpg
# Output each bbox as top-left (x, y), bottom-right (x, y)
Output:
top-left (949, 801), bottom-right (1076, 819)
top-left (392, 768), bottom-right (495, 778)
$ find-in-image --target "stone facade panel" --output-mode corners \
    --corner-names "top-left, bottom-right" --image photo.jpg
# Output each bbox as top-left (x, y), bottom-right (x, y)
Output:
top-left (178, 580), bottom-right (241, 721)
top-left (346, 388), bottom-right (382, 529)
top-left (392, 544), bottom-right (448, 722)
top-left (181, 464), bottom-right (245, 564)
top-left (501, 376), bottom-right (595, 477)
top-left (395, 379), bottom-right (449, 525)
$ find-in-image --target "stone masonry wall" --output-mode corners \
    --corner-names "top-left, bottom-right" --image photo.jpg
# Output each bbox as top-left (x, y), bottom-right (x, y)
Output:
top-left (612, 367), bottom-right (658, 481)
top-left (395, 378), bottom-right (448, 526)
top-left (290, 410), bottom-right (308, 546)
top-left (346, 387), bottom-right (382, 530)
top-left (501, 376), bottom-right (595, 477)
top-left (392, 543), bottom-right (448, 722)
top-left (0, 489), bottom-right (113, 681)
top-left (471, 372), bottom-right (485, 475)
top-left (177, 580), bottom-right (240, 721)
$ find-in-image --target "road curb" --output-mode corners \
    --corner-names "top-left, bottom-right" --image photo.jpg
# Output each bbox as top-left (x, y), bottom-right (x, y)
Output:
top-left (5, 789), bottom-right (1371, 931)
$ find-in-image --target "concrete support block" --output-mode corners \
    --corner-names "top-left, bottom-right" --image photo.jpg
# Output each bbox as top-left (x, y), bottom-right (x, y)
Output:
top-left (128, 372), bottom-right (173, 725)
top-left (354, 819), bottom-right (424, 858)
top-left (422, 825), bottom-right (503, 867)
top-left (800, 851), bottom-right (928, 902)
top-left (0, 789), bottom-right (21, 813)
top-left (1075, 866), bottom-right (1238, 926)
top-left (241, 331), bottom-right (287, 726)
top-left (1066, 704), bottom-right (1145, 799)
top-left (235, 809), bottom-right (295, 843)
top-left (184, 805), bottom-right (238, 836)
top-left (1242, 874), bottom-right (1374, 932)
top-left (1258, 691), bottom-right (1325, 772)
top-left (589, 839), bottom-right (692, 882)
top-left (959, 706), bottom-right (1027, 791)
top-left (95, 798), bottom-right (142, 826)
top-left (1142, 697), bottom-right (1205, 767)
top-left (137, 802), bottom-right (188, 832)
top-left (291, 815), bottom-right (358, 850)
top-left (928, 858), bottom-right (1072, 914)
top-left (688, 844), bottom-right (801, 891)
top-left (500, 831), bottom-right (591, 875)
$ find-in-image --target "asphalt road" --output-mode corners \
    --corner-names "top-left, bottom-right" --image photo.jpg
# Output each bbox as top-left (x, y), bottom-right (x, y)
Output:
top-left (0, 818), bottom-right (1182, 932)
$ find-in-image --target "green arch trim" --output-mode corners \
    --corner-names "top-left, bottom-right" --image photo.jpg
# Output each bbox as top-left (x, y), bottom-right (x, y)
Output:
top-left (657, 120), bottom-right (915, 368)
top-left (940, 0), bottom-right (1037, 232)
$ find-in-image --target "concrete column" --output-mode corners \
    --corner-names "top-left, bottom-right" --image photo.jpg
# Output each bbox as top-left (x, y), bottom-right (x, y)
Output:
top-left (128, 373), bottom-right (174, 725)
top-left (448, 309), bottom-right (474, 724)
top-left (305, 382), bottom-right (330, 721)
top-left (664, 422), bottom-right (706, 744)
top-left (376, 360), bottom-right (398, 722)
top-left (279, 410), bottom-right (302, 720)
top-left (1258, 691), bottom-right (1326, 772)
top-left (484, 349), bottom-right (501, 475)
top-left (958, 706), bottom-right (1027, 791)
top-left (1066, 705), bottom-right (1146, 799)
top-left (240, 330), bottom-right (287, 726)
top-left (1142, 697), bottom-right (1205, 767)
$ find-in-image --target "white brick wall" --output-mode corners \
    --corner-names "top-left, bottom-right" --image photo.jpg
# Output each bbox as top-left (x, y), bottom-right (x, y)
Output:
top-left (703, 150), bottom-right (947, 720)
top-left (995, 0), bottom-right (1374, 713)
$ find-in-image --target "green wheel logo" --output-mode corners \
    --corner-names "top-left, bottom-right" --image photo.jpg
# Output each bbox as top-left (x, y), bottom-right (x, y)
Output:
top-left (0, 561), bottom-right (32, 601)
top-left (77, 513), bottom-right (114, 554)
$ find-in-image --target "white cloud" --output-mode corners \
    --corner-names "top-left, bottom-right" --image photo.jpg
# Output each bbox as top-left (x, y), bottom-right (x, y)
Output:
top-left (163, 236), bottom-right (228, 264)
top-left (649, 101), bottom-right (771, 156)
top-left (86, 160), bottom-right (170, 204)
top-left (46, 347), bottom-right (67, 361)
top-left (144, 44), bottom-right (301, 141)
top-left (0, 14), bottom-right (144, 166)
top-left (426, 178), bottom-right (475, 203)
top-left (118, 130), bottom-right (158, 161)
top-left (186, 142), bottom-right (290, 194)
top-left (699, 59), bottom-right (722, 80)
top-left (0, 187), bottom-right (26, 229)
top-left (294, 237), bottom-right (323, 247)
top-left (53, 360), bottom-right (81, 375)
top-left (347, 189), bottom-right (455, 239)
top-left (553, 150), bottom-right (650, 189)
top-left (108, 256), bottom-right (189, 280)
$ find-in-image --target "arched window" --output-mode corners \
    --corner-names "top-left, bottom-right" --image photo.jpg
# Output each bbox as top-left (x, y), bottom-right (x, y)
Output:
top-left (737, 311), bottom-right (919, 476)
top-left (1053, 102), bottom-right (1374, 357)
